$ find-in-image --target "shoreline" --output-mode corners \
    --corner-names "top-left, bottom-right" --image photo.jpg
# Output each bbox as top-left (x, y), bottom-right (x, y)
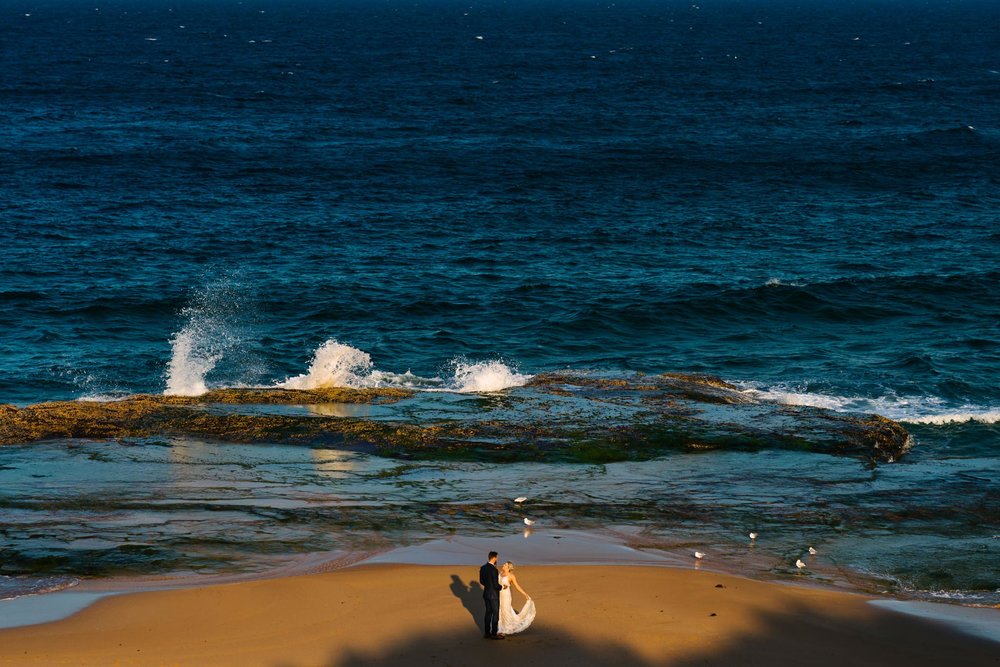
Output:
top-left (1, 530), bottom-right (998, 665)
top-left (3, 529), bottom-right (998, 622)
top-left (1, 562), bottom-right (997, 666)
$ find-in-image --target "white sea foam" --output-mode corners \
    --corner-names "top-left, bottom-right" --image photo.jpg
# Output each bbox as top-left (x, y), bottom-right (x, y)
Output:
top-left (278, 339), bottom-right (531, 393)
top-left (76, 393), bottom-right (128, 403)
top-left (165, 327), bottom-right (222, 396)
top-left (763, 277), bottom-right (804, 287)
top-left (0, 576), bottom-right (79, 601)
top-left (904, 411), bottom-right (1000, 425)
top-left (741, 386), bottom-right (882, 412)
top-left (450, 359), bottom-right (532, 393)
top-left (366, 369), bottom-right (441, 389)
top-left (164, 280), bottom-right (246, 397)
top-left (740, 382), bottom-right (1000, 425)
top-left (279, 340), bottom-right (374, 390)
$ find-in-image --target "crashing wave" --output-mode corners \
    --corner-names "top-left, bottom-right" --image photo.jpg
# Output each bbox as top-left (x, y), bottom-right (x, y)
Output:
top-left (277, 340), bottom-right (531, 394)
top-left (903, 411), bottom-right (1000, 425)
top-left (164, 280), bottom-right (247, 397)
top-left (741, 383), bottom-right (1000, 425)
top-left (449, 359), bottom-right (532, 393)
top-left (279, 340), bottom-right (375, 390)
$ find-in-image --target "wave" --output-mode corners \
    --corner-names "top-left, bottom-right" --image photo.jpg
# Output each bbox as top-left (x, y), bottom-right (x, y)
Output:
top-left (277, 339), bottom-right (531, 394)
top-left (449, 359), bottom-right (532, 393)
top-left (0, 575), bottom-right (79, 601)
top-left (549, 269), bottom-right (1000, 335)
top-left (741, 383), bottom-right (1000, 425)
top-left (762, 277), bottom-right (805, 287)
top-left (164, 280), bottom-right (249, 397)
top-left (903, 411), bottom-right (1000, 425)
top-left (280, 340), bottom-right (375, 390)
top-left (162, 281), bottom-right (530, 397)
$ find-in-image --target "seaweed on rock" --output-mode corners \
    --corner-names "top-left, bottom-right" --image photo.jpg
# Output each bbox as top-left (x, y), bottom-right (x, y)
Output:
top-left (0, 376), bottom-right (912, 464)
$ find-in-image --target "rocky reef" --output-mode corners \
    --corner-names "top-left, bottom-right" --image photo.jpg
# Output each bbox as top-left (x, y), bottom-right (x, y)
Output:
top-left (0, 374), bottom-right (912, 463)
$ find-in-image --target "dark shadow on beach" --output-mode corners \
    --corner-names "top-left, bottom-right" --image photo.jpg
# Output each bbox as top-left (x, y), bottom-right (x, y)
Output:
top-left (282, 597), bottom-right (999, 667)
top-left (449, 574), bottom-right (484, 634)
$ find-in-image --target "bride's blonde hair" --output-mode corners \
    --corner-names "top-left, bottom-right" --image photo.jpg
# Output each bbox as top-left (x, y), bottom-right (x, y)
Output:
top-left (503, 561), bottom-right (515, 571)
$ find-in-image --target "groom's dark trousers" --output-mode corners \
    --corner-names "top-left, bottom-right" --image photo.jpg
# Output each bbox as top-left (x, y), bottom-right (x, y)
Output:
top-left (479, 562), bottom-right (502, 636)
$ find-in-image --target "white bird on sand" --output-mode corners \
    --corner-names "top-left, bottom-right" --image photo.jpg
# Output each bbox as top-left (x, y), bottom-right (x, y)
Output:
top-left (694, 551), bottom-right (705, 559)
top-left (523, 517), bottom-right (535, 526)
top-left (795, 559), bottom-right (806, 569)
top-left (749, 532), bottom-right (758, 540)
top-left (808, 546), bottom-right (817, 555)
top-left (514, 496), bottom-right (527, 503)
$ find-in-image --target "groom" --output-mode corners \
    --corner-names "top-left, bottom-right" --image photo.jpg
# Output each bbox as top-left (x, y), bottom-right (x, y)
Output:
top-left (479, 550), bottom-right (506, 639)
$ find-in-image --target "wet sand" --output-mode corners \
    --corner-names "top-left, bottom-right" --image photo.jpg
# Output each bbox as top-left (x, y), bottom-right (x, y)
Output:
top-left (1, 564), bottom-right (997, 666)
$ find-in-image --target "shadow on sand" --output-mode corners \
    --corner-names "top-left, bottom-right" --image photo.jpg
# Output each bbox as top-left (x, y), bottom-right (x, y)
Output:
top-left (449, 574), bottom-right (484, 634)
top-left (288, 572), bottom-right (999, 667)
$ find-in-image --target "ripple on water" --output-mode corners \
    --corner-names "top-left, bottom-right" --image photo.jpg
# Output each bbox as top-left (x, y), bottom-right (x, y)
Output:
top-left (0, 437), bottom-right (996, 606)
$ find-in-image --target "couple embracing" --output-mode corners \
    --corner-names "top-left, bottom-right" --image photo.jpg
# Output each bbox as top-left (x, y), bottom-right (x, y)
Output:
top-left (479, 550), bottom-right (535, 639)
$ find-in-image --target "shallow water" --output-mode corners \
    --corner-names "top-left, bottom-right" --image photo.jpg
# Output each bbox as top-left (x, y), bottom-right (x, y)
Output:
top-left (1, 436), bottom-right (995, 605)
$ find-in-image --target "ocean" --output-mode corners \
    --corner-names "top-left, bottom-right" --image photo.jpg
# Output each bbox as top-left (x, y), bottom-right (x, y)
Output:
top-left (1, 0), bottom-right (998, 607)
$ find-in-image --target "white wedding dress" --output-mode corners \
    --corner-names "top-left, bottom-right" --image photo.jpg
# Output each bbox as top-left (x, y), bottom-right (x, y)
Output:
top-left (498, 574), bottom-right (536, 634)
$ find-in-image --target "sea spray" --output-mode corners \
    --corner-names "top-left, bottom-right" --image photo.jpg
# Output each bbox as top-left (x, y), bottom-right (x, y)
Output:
top-left (278, 339), bottom-right (531, 392)
top-left (164, 280), bottom-right (249, 396)
top-left (450, 359), bottom-right (532, 392)
top-left (280, 340), bottom-right (374, 389)
top-left (904, 410), bottom-right (1000, 425)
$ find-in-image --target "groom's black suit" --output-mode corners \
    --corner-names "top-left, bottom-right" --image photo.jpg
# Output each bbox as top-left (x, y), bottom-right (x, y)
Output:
top-left (479, 561), bottom-right (503, 637)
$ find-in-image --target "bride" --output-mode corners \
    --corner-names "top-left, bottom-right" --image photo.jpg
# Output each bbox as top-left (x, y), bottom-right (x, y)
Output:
top-left (498, 561), bottom-right (535, 634)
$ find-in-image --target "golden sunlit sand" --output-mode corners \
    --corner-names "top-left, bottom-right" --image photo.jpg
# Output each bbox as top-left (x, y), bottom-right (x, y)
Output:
top-left (1, 564), bottom-right (996, 666)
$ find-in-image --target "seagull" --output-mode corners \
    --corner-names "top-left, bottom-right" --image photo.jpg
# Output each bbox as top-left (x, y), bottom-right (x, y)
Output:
top-left (749, 532), bottom-right (758, 540)
top-left (808, 546), bottom-right (817, 555)
top-left (475, 35), bottom-right (484, 40)
top-left (523, 517), bottom-right (535, 526)
top-left (694, 551), bottom-right (705, 559)
top-left (514, 497), bottom-right (527, 503)
top-left (795, 559), bottom-right (806, 569)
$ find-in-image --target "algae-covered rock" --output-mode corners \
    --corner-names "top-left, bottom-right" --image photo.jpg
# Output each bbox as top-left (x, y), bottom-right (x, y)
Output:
top-left (0, 379), bottom-right (913, 464)
top-left (159, 386), bottom-right (413, 406)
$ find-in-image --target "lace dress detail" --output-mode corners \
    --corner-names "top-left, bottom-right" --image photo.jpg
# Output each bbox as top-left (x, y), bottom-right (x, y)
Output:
top-left (498, 574), bottom-right (536, 634)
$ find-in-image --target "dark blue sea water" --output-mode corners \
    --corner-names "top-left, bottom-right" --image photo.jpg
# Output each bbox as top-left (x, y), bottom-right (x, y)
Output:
top-left (1, 0), bottom-right (998, 606)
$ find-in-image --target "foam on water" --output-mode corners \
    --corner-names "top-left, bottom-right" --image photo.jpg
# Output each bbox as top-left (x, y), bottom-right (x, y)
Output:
top-left (279, 340), bottom-right (374, 390)
top-left (763, 277), bottom-right (805, 287)
top-left (904, 411), bottom-right (1000, 425)
top-left (0, 576), bottom-right (79, 601)
top-left (450, 359), bottom-right (532, 393)
top-left (741, 383), bottom-right (1000, 425)
top-left (278, 339), bottom-right (530, 393)
top-left (739, 382), bottom-right (945, 416)
top-left (76, 393), bottom-right (129, 403)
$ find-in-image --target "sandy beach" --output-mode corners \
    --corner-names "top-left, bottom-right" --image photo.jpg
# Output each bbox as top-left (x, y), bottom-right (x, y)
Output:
top-left (1, 564), bottom-right (996, 667)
